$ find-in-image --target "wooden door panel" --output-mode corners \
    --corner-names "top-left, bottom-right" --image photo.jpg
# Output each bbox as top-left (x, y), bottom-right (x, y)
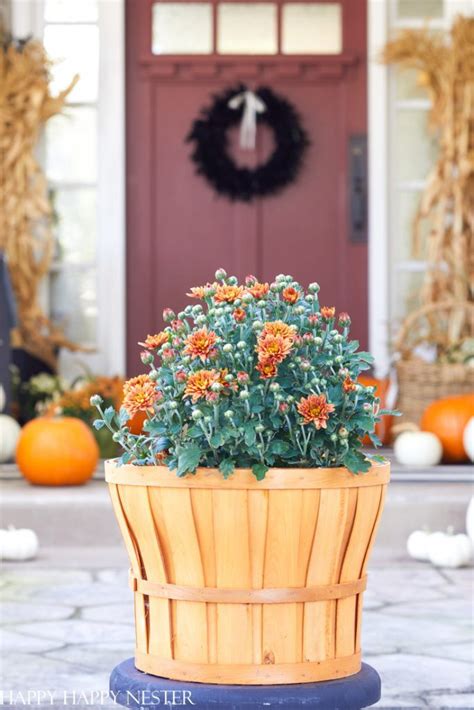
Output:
top-left (126, 0), bottom-right (367, 371)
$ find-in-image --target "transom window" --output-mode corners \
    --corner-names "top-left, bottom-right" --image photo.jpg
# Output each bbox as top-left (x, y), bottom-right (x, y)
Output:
top-left (152, 1), bottom-right (343, 55)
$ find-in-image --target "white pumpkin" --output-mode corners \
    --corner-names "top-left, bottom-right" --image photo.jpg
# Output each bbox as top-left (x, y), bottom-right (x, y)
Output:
top-left (407, 529), bottom-right (431, 561)
top-left (394, 430), bottom-right (443, 467)
top-left (0, 526), bottom-right (39, 561)
top-left (466, 497), bottom-right (474, 547)
top-left (0, 384), bottom-right (5, 412)
top-left (0, 414), bottom-right (21, 463)
top-left (427, 528), bottom-right (472, 568)
top-left (463, 418), bottom-right (474, 462)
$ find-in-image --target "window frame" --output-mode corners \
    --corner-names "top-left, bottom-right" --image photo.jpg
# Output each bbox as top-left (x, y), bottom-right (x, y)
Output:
top-left (11, 0), bottom-right (126, 377)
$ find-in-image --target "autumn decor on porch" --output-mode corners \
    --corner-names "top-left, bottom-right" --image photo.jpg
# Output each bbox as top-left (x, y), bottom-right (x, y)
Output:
top-left (95, 271), bottom-right (390, 685)
top-left (383, 17), bottom-right (474, 424)
top-left (0, 33), bottom-right (82, 371)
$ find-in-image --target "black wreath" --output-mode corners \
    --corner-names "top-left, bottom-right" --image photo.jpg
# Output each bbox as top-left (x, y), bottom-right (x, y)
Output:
top-left (186, 85), bottom-right (310, 202)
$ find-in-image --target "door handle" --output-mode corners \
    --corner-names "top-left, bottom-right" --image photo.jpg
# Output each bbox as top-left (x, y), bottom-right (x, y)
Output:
top-left (348, 135), bottom-right (367, 243)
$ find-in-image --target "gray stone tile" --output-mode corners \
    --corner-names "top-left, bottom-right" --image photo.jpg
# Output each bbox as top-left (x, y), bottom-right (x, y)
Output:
top-left (367, 653), bottom-right (473, 696)
top-left (12, 619), bottom-right (135, 645)
top-left (81, 603), bottom-right (134, 624)
top-left (362, 611), bottom-right (472, 655)
top-left (26, 582), bottom-right (132, 607)
top-left (421, 642), bottom-right (473, 664)
top-left (1, 653), bottom-right (110, 695)
top-left (368, 567), bottom-right (447, 604)
top-left (427, 692), bottom-right (474, 708)
top-left (1, 628), bottom-right (65, 653)
top-left (1, 601), bottom-right (75, 624)
top-left (45, 643), bottom-right (133, 673)
top-left (96, 568), bottom-right (129, 585)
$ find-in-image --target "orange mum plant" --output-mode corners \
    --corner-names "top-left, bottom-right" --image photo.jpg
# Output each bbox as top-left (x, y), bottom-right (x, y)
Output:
top-left (92, 270), bottom-right (393, 478)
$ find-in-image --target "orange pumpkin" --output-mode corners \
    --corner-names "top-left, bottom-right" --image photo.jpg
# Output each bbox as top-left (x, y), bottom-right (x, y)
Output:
top-left (421, 393), bottom-right (474, 462)
top-left (359, 376), bottom-right (393, 446)
top-left (16, 417), bottom-right (99, 486)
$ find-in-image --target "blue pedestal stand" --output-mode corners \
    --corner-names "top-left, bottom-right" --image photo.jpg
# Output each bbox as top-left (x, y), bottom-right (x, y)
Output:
top-left (110, 659), bottom-right (381, 710)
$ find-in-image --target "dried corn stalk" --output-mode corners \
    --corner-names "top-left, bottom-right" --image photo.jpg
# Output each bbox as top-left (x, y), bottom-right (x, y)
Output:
top-left (383, 16), bottom-right (474, 357)
top-left (0, 34), bottom-right (84, 370)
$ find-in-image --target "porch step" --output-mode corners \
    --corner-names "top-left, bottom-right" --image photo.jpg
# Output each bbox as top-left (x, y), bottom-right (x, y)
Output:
top-left (1, 463), bottom-right (472, 552)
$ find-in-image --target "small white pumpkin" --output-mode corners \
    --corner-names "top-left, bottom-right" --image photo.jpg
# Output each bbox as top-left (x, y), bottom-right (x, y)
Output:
top-left (427, 528), bottom-right (472, 568)
top-left (0, 414), bottom-right (21, 463)
top-left (0, 526), bottom-right (39, 561)
top-left (407, 528), bottom-right (432, 561)
top-left (466, 497), bottom-right (474, 547)
top-left (394, 430), bottom-right (443, 467)
top-left (463, 418), bottom-right (474, 462)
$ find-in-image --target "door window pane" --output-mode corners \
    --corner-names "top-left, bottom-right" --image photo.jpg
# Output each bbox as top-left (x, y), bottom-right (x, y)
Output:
top-left (395, 67), bottom-right (428, 100)
top-left (46, 107), bottom-right (97, 183)
top-left (53, 188), bottom-right (97, 265)
top-left (152, 3), bottom-right (213, 54)
top-left (217, 3), bottom-right (277, 55)
top-left (44, 0), bottom-right (98, 22)
top-left (50, 268), bottom-right (97, 345)
top-left (282, 3), bottom-right (342, 55)
top-left (44, 24), bottom-right (99, 102)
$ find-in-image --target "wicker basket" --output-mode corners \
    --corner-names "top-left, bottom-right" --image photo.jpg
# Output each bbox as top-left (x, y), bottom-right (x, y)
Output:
top-left (395, 301), bottom-right (474, 424)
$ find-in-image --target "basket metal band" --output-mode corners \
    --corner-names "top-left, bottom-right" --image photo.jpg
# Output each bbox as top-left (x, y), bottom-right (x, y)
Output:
top-left (129, 571), bottom-right (367, 603)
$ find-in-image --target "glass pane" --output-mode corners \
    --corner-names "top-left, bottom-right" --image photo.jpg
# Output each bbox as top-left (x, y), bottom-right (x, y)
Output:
top-left (46, 107), bottom-right (97, 183)
top-left (52, 188), bottom-right (96, 265)
top-left (44, 24), bottom-right (99, 102)
top-left (395, 109), bottom-right (438, 182)
top-left (282, 3), bottom-right (342, 55)
top-left (152, 3), bottom-right (213, 54)
top-left (218, 3), bottom-right (277, 55)
top-left (50, 268), bottom-right (97, 344)
top-left (396, 0), bottom-right (443, 18)
top-left (391, 191), bottom-right (431, 263)
top-left (395, 67), bottom-right (429, 100)
top-left (44, 0), bottom-right (98, 22)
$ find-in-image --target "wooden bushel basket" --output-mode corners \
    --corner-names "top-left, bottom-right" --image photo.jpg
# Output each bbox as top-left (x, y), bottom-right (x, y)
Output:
top-left (105, 461), bottom-right (390, 685)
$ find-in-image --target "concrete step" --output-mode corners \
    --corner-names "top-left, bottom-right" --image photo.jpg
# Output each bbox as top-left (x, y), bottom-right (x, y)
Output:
top-left (1, 462), bottom-right (473, 554)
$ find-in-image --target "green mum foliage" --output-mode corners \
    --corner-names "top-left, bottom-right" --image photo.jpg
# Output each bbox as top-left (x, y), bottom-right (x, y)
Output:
top-left (92, 270), bottom-right (394, 477)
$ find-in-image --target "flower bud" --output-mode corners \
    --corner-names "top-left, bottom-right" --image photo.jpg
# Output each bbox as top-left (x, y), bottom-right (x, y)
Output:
top-left (242, 292), bottom-right (253, 303)
top-left (255, 424), bottom-right (265, 433)
top-left (269, 382), bottom-right (280, 391)
top-left (313, 336), bottom-right (323, 346)
top-left (330, 433), bottom-right (338, 442)
top-left (90, 394), bottom-right (103, 407)
top-left (112, 432), bottom-right (122, 442)
top-left (149, 370), bottom-right (160, 381)
top-left (224, 410), bottom-right (234, 419)
top-left (252, 320), bottom-right (263, 331)
top-left (237, 341), bottom-right (246, 350)
top-left (237, 371), bottom-right (249, 384)
top-left (192, 409), bottom-right (203, 420)
top-left (239, 390), bottom-right (249, 400)
top-left (195, 315), bottom-right (207, 326)
top-left (228, 276), bottom-right (238, 285)
top-left (224, 373), bottom-right (234, 382)
top-left (211, 382), bottom-right (222, 392)
top-left (363, 402), bottom-right (372, 412)
top-left (339, 427), bottom-right (349, 439)
top-left (223, 343), bottom-right (233, 353)
top-left (141, 351), bottom-right (154, 365)
top-left (163, 308), bottom-right (175, 322)
top-left (215, 268), bottom-right (227, 281)
top-left (168, 401), bottom-right (178, 410)
top-left (308, 282), bottom-right (320, 293)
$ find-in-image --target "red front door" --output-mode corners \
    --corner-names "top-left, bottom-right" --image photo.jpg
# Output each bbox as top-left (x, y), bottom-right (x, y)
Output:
top-left (126, 0), bottom-right (367, 372)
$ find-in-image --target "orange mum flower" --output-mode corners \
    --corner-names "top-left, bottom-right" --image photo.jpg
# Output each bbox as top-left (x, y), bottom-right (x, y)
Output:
top-left (138, 332), bottom-right (169, 350)
top-left (187, 283), bottom-right (216, 299)
top-left (256, 333), bottom-right (293, 364)
top-left (184, 328), bottom-right (218, 361)
top-left (184, 369), bottom-right (220, 403)
top-left (247, 282), bottom-right (270, 299)
top-left (261, 320), bottom-right (297, 342)
top-left (282, 286), bottom-right (300, 304)
top-left (233, 308), bottom-right (246, 322)
top-left (343, 376), bottom-right (357, 393)
top-left (256, 360), bottom-right (278, 379)
top-left (122, 375), bottom-right (162, 417)
top-left (321, 306), bottom-right (335, 320)
top-left (214, 284), bottom-right (244, 303)
top-left (297, 394), bottom-right (335, 430)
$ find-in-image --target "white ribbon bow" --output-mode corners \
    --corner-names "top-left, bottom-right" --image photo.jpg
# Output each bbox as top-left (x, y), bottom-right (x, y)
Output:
top-left (228, 90), bottom-right (266, 151)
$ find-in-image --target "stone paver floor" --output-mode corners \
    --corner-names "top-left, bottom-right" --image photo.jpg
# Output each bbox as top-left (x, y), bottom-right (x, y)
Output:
top-left (0, 548), bottom-right (472, 709)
